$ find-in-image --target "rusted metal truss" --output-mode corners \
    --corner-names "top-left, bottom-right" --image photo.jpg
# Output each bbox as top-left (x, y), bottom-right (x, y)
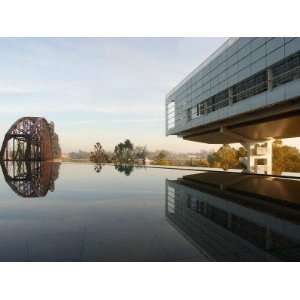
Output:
top-left (0, 117), bottom-right (55, 161)
top-left (0, 160), bottom-right (60, 198)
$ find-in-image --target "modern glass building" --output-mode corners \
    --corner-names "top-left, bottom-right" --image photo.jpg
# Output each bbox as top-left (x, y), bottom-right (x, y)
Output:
top-left (166, 37), bottom-right (300, 173)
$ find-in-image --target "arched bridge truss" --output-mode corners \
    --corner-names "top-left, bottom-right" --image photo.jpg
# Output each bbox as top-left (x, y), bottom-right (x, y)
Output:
top-left (0, 117), bottom-right (53, 161)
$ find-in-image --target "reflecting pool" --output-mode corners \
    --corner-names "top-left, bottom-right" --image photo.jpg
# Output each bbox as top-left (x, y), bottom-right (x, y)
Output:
top-left (0, 162), bottom-right (299, 261)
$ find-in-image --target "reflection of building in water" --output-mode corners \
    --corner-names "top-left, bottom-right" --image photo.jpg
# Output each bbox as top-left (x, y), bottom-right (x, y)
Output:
top-left (166, 172), bottom-right (300, 261)
top-left (1, 161), bottom-right (60, 197)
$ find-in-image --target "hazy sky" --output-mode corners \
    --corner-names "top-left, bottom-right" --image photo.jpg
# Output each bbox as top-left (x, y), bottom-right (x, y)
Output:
top-left (0, 37), bottom-right (299, 153)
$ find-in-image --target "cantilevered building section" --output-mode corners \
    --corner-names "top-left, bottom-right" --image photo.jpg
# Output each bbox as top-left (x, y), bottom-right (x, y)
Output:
top-left (166, 38), bottom-right (300, 174)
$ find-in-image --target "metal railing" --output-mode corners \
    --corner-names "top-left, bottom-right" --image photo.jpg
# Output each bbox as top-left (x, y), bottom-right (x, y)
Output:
top-left (233, 80), bottom-right (267, 103)
top-left (182, 56), bottom-right (300, 125)
top-left (273, 65), bottom-right (300, 88)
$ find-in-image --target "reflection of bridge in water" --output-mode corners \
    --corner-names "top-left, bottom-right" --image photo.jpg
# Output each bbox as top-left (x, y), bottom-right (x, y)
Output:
top-left (166, 172), bottom-right (300, 261)
top-left (1, 161), bottom-right (60, 198)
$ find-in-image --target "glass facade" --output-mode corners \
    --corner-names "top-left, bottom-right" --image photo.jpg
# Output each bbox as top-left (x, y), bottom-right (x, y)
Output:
top-left (232, 71), bottom-right (267, 103)
top-left (184, 52), bottom-right (300, 122)
top-left (167, 101), bottom-right (175, 130)
top-left (272, 52), bottom-right (300, 88)
top-left (166, 37), bottom-right (300, 136)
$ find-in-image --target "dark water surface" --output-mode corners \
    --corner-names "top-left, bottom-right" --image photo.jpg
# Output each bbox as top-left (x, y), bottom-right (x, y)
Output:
top-left (0, 162), bottom-right (299, 261)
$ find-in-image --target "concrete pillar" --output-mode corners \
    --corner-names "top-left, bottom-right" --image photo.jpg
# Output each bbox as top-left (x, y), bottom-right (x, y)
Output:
top-left (228, 87), bottom-right (233, 105)
top-left (204, 102), bottom-right (208, 115)
top-left (244, 140), bottom-right (273, 174)
top-left (266, 140), bottom-right (273, 174)
top-left (220, 127), bottom-right (273, 174)
top-left (243, 143), bottom-right (252, 173)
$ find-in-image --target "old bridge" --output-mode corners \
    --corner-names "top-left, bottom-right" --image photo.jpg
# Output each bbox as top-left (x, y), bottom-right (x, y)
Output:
top-left (0, 117), bottom-right (61, 161)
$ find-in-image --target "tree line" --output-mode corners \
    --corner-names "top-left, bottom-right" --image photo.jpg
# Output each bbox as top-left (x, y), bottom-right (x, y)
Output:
top-left (150, 141), bottom-right (300, 172)
top-left (89, 139), bottom-right (148, 164)
top-left (70, 138), bottom-right (300, 173)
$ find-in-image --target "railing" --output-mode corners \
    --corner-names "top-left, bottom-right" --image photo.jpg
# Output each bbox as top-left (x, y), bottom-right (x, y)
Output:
top-left (273, 65), bottom-right (300, 88)
top-left (207, 98), bottom-right (229, 113)
top-left (179, 53), bottom-right (300, 126)
top-left (188, 98), bottom-right (230, 120)
top-left (233, 81), bottom-right (267, 103)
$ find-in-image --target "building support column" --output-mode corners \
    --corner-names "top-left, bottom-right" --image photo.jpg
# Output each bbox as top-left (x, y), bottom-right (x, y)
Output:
top-left (228, 87), bottom-right (233, 105)
top-left (220, 127), bottom-right (273, 174)
top-left (204, 102), bottom-right (208, 115)
top-left (267, 68), bottom-right (273, 91)
top-left (242, 140), bottom-right (273, 174)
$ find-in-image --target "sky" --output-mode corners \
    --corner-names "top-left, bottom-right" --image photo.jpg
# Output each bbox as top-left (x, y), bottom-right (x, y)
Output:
top-left (0, 37), bottom-right (299, 153)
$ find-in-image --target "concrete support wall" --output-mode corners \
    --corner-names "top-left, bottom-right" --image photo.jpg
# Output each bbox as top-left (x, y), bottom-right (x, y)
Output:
top-left (267, 68), bottom-right (273, 91)
top-left (244, 140), bottom-right (272, 174)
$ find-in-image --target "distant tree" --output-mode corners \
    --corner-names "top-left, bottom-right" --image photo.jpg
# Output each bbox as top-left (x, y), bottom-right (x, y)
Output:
top-left (207, 152), bottom-right (220, 168)
top-left (273, 139), bottom-right (300, 173)
top-left (236, 146), bottom-right (248, 170)
top-left (157, 150), bottom-right (168, 161)
top-left (198, 159), bottom-right (209, 167)
top-left (153, 150), bottom-right (169, 165)
top-left (133, 146), bottom-right (148, 163)
top-left (114, 139), bottom-right (134, 163)
top-left (69, 150), bottom-right (90, 160)
top-left (90, 142), bottom-right (106, 163)
top-left (104, 151), bottom-right (114, 163)
top-left (236, 146), bottom-right (247, 159)
top-left (208, 144), bottom-right (241, 170)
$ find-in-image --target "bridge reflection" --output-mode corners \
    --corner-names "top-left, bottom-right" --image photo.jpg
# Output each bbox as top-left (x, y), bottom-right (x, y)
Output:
top-left (166, 172), bottom-right (300, 261)
top-left (0, 161), bottom-right (60, 198)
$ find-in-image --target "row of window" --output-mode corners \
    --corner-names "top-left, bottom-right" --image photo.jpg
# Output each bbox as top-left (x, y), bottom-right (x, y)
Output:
top-left (169, 38), bottom-right (266, 100)
top-left (232, 71), bottom-right (267, 103)
top-left (169, 38), bottom-right (294, 102)
top-left (183, 193), bottom-right (296, 253)
top-left (273, 53), bottom-right (300, 87)
top-left (187, 51), bottom-right (300, 122)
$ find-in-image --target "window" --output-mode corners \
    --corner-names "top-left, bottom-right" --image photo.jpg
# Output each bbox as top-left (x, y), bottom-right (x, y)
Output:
top-left (167, 101), bottom-right (175, 129)
top-left (212, 90), bottom-right (229, 110)
top-left (167, 186), bottom-right (175, 214)
top-left (199, 103), bottom-right (206, 115)
top-left (187, 105), bottom-right (199, 120)
top-left (272, 53), bottom-right (300, 88)
top-left (183, 51), bottom-right (300, 123)
top-left (232, 71), bottom-right (267, 103)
